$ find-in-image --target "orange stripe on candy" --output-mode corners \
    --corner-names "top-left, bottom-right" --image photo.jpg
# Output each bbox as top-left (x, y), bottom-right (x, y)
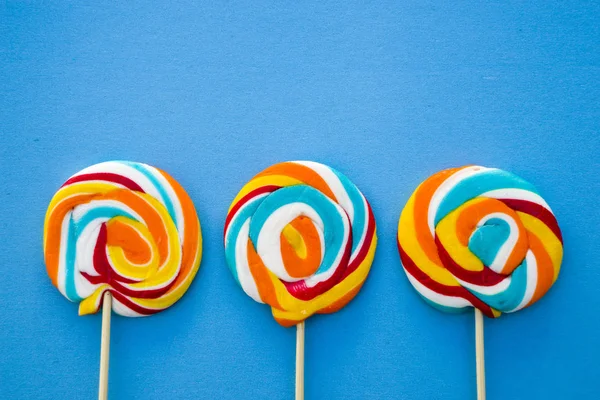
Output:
top-left (319, 282), bottom-right (363, 314)
top-left (280, 216), bottom-right (322, 278)
top-left (504, 235), bottom-right (529, 276)
top-left (254, 162), bottom-right (337, 202)
top-left (159, 170), bottom-right (201, 290)
top-left (454, 199), bottom-right (499, 246)
top-left (454, 198), bottom-right (528, 275)
top-left (247, 239), bottom-right (282, 309)
top-left (106, 220), bottom-right (151, 265)
top-left (527, 232), bottom-right (554, 306)
top-left (273, 316), bottom-right (299, 328)
top-left (44, 193), bottom-right (99, 286)
top-left (413, 167), bottom-right (465, 265)
top-left (101, 190), bottom-right (170, 265)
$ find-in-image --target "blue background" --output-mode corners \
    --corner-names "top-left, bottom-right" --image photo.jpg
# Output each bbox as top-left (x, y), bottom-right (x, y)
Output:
top-left (1, 2), bottom-right (599, 399)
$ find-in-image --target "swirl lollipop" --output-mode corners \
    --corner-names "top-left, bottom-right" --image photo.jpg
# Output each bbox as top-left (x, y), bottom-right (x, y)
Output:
top-left (224, 161), bottom-right (377, 399)
top-left (43, 161), bottom-right (202, 399)
top-left (397, 165), bottom-right (563, 399)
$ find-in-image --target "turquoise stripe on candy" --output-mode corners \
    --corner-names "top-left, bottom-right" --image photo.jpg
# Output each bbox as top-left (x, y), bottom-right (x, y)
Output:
top-left (468, 217), bottom-right (510, 268)
top-left (249, 185), bottom-right (348, 276)
top-left (64, 215), bottom-right (80, 302)
top-left (64, 206), bottom-right (138, 301)
top-left (123, 161), bottom-right (178, 230)
top-left (434, 169), bottom-right (539, 225)
top-left (332, 168), bottom-right (366, 256)
top-left (469, 258), bottom-right (529, 312)
top-left (224, 196), bottom-right (265, 284)
top-left (421, 295), bottom-right (469, 315)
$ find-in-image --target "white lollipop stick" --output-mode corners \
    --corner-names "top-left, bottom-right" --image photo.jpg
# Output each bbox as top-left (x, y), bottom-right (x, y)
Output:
top-left (296, 321), bottom-right (305, 400)
top-left (475, 308), bottom-right (486, 400)
top-left (98, 292), bottom-right (112, 400)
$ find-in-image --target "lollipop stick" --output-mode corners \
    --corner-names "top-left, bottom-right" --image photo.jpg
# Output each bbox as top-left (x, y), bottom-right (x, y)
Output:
top-left (99, 292), bottom-right (112, 400)
top-left (475, 308), bottom-right (485, 400)
top-left (295, 321), bottom-right (305, 400)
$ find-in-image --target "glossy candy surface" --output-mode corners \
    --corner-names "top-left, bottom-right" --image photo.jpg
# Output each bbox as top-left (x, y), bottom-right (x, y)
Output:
top-left (224, 161), bottom-right (377, 326)
top-left (44, 161), bottom-right (202, 316)
top-left (398, 166), bottom-right (563, 317)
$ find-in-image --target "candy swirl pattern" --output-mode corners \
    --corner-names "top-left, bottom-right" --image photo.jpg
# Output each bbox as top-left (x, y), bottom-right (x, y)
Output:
top-left (44, 161), bottom-right (202, 317)
top-left (224, 161), bottom-right (377, 327)
top-left (397, 166), bottom-right (563, 317)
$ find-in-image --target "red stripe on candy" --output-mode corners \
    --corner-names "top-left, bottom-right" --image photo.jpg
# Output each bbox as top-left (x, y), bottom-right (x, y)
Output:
top-left (499, 199), bottom-right (563, 244)
top-left (434, 236), bottom-right (507, 287)
top-left (282, 198), bottom-right (376, 301)
top-left (223, 185), bottom-right (280, 237)
top-left (88, 223), bottom-right (139, 284)
top-left (62, 173), bottom-right (145, 192)
top-left (343, 199), bottom-right (376, 279)
top-left (109, 290), bottom-right (161, 315)
top-left (83, 223), bottom-right (180, 299)
top-left (398, 241), bottom-right (495, 318)
top-left (282, 229), bottom-right (352, 301)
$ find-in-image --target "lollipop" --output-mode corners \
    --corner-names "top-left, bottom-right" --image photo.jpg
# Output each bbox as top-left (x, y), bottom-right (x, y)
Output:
top-left (397, 165), bottom-right (562, 399)
top-left (43, 161), bottom-right (202, 399)
top-left (224, 161), bottom-right (377, 399)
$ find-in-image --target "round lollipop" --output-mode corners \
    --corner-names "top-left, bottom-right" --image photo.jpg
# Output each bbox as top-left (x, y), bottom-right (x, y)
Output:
top-left (224, 161), bottom-right (377, 399)
top-left (397, 165), bottom-right (563, 399)
top-left (43, 161), bottom-right (202, 399)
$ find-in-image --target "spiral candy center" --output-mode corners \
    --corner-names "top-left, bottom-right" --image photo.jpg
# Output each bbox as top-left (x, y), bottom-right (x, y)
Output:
top-left (398, 166), bottom-right (563, 317)
top-left (279, 215), bottom-right (323, 278)
top-left (44, 161), bottom-right (202, 317)
top-left (224, 161), bottom-right (376, 326)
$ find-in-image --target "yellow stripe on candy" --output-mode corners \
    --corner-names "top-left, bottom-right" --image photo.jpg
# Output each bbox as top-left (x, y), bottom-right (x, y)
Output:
top-left (224, 161), bottom-right (377, 326)
top-left (517, 212), bottom-right (563, 283)
top-left (124, 201), bottom-right (201, 311)
top-left (271, 231), bottom-right (378, 324)
top-left (281, 223), bottom-right (308, 260)
top-left (435, 200), bottom-right (486, 273)
top-left (130, 225), bottom-right (202, 312)
top-left (122, 193), bottom-right (182, 290)
top-left (106, 217), bottom-right (159, 280)
top-left (44, 161), bottom-right (203, 318)
top-left (81, 208), bottom-right (201, 315)
top-left (43, 182), bottom-right (119, 248)
top-left (228, 175), bottom-right (303, 212)
top-left (79, 285), bottom-right (110, 316)
top-left (397, 193), bottom-right (460, 287)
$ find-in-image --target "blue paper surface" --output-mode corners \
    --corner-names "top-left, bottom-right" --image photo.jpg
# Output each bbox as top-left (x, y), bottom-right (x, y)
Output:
top-left (1, 2), bottom-right (599, 399)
